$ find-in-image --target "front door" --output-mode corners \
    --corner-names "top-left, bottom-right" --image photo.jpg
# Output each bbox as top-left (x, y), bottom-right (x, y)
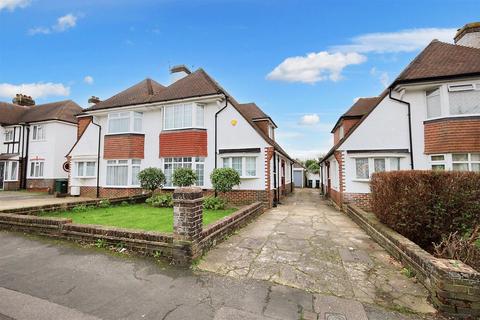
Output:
top-left (0, 161), bottom-right (4, 190)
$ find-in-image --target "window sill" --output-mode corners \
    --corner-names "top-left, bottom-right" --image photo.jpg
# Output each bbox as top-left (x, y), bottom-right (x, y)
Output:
top-left (74, 176), bottom-right (96, 179)
top-left (104, 132), bottom-right (144, 136)
top-left (240, 176), bottom-right (258, 179)
top-left (27, 177), bottom-right (45, 179)
top-left (352, 178), bottom-right (370, 182)
top-left (104, 185), bottom-right (141, 189)
top-left (4, 180), bottom-right (19, 182)
top-left (162, 127), bottom-right (206, 132)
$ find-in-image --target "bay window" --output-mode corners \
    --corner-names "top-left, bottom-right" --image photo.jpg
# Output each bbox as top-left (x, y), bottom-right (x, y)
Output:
top-left (29, 161), bottom-right (44, 178)
top-left (163, 157), bottom-right (204, 187)
top-left (426, 88), bottom-right (441, 119)
top-left (4, 161), bottom-right (18, 181)
top-left (355, 157), bottom-right (401, 180)
top-left (32, 125), bottom-right (45, 141)
top-left (108, 111), bottom-right (143, 134)
top-left (164, 103), bottom-right (205, 130)
top-left (75, 161), bottom-right (96, 178)
top-left (448, 84), bottom-right (480, 116)
top-left (430, 153), bottom-right (480, 172)
top-left (223, 156), bottom-right (257, 178)
top-left (106, 159), bottom-right (141, 186)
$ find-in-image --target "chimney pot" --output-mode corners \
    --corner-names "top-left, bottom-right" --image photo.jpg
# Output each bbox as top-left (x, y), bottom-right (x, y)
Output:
top-left (88, 96), bottom-right (101, 106)
top-left (12, 93), bottom-right (35, 106)
top-left (170, 64), bottom-right (191, 83)
top-left (454, 22), bottom-right (480, 49)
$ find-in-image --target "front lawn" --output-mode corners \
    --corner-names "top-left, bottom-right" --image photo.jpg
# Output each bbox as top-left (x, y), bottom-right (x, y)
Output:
top-left (40, 204), bottom-right (236, 233)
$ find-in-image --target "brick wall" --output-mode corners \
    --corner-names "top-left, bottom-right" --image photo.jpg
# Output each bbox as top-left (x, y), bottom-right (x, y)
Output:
top-left (331, 151), bottom-right (345, 207)
top-left (329, 189), bottom-right (342, 208)
top-left (77, 116), bottom-right (92, 139)
top-left (3, 181), bottom-right (20, 191)
top-left (27, 179), bottom-right (55, 193)
top-left (159, 129), bottom-right (207, 157)
top-left (424, 117), bottom-right (480, 154)
top-left (333, 118), bottom-right (360, 144)
top-left (344, 193), bottom-right (371, 211)
top-left (104, 134), bottom-right (145, 159)
top-left (264, 147), bottom-right (274, 208)
top-left (79, 186), bottom-right (144, 198)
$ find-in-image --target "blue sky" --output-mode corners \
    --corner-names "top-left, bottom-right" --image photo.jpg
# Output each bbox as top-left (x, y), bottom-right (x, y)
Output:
top-left (1, 0), bottom-right (479, 159)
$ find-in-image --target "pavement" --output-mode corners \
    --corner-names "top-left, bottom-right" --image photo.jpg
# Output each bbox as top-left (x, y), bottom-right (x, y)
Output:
top-left (198, 189), bottom-right (436, 315)
top-left (0, 191), bottom-right (92, 211)
top-left (0, 231), bottom-right (443, 320)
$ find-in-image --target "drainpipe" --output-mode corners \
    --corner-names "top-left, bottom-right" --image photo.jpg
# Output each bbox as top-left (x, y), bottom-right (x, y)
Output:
top-left (214, 93), bottom-right (228, 197)
top-left (290, 161), bottom-right (293, 193)
top-left (90, 120), bottom-right (102, 198)
top-left (22, 126), bottom-right (30, 190)
top-left (273, 151), bottom-right (277, 207)
top-left (389, 88), bottom-right (414, 169)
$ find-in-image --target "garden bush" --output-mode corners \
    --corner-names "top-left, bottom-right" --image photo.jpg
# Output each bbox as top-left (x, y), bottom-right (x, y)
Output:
top-left (210, 168), bottom-right (240, 193)
top-left (172, 167), bottom-right (197, 187)
top-left (370, 170), bottom-right (480, 249)
top-left (138, 167), bottom-right (166, 193)
top-left (203, 196), bottom-right (226, 210)
top-left (146, 193), bottom-right (173, 208)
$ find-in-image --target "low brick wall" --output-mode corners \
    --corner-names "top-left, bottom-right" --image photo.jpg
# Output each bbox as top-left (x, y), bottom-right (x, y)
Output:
top-left (346, 204), bottom-right (480, 317)
top-left (200, 202), bottom-right (264, 252)
top-left (27, 179), bottom-right (55, 193)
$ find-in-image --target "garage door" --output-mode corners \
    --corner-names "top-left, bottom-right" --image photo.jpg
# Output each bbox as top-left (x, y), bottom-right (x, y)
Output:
top-left (293, 171), bottom-right (303, 188)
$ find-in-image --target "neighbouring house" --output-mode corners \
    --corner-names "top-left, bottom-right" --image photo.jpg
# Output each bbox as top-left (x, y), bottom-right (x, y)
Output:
top-left (67, 66), bottom-right (294, 207)
top-left (0, 95), bottom-right (82, 192)
top-left (292, 162), bottom-right (306, 188)
top-left (321, 22), bottom-right (480, 210)
top-left (306, 170), bottom-right (320, 189)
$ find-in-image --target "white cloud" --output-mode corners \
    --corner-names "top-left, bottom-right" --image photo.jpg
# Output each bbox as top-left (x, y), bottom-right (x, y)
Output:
top-left (267, 51), bottom-right (367, 84)
top-left (83, 76), bottom-right (94, 85)
top-left (299, 114), bottom-right (320, 126)
top-left (29, 13), bottom-right (78, 35)
top-left (0, 0), bottom-right (30, 11)
top-left (370, 67), bottom-right (390, 88)
top-left (0, 82), bottom-right (70, 99)
top-left (332, 28), bottom-right (456, 53)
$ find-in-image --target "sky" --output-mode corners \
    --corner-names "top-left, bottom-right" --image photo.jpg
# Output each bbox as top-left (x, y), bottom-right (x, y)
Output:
top-left (1, 0), bottom-right (479, 160)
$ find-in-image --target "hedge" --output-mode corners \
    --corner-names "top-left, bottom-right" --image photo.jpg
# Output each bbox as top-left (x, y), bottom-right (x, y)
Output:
top-left (370, 170), bottom-right (480, 249)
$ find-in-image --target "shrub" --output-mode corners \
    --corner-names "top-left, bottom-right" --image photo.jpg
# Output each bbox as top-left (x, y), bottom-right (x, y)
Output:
top-left (210, 168), bottom-right (241, 193)
top-left (172, 167), bottom-right (197, 187)
top-left (433, 226), bottom-right (480, 271)
top-left (203, 196), bottom-right (226, 210)
top-left (138, 167), bottom-right (166, 193)
top-left (146, 194), bottom-right (173, 208)
top-left (72, 204), bottom-right (88, 212)
top-left (370, 170), bottom-right (480, 249)
top-left (98, 199), bottom-right (111, 208)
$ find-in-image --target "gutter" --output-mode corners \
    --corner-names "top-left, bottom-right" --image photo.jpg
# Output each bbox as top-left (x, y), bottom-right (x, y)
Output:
top-left (388, 88), bottom-right (414, 169)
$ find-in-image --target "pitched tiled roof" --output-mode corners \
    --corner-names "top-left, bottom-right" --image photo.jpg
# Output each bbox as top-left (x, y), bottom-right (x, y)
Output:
top-left (0, 100), bottom-right (82, 125)
top-left (395, 40), bottom-right (480, 84)
top-left (330, 97), bottom-right (380, 133)
top-left (237, 103), bottom-right (269, 119)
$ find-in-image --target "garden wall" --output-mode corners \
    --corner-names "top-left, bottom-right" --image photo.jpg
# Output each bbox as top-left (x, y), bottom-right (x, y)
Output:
top-left (346, 204), bottom-right (480, 318)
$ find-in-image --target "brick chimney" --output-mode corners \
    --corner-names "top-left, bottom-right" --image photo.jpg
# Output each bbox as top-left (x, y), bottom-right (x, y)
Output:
top-left (88, 96), bottom-right (101, 107)
top-left (12, 94), bottom-right (35, 106)
top-left (454, 22), bottom-right (480, 49)
top-left (170, 65), bottom-right (191, 83)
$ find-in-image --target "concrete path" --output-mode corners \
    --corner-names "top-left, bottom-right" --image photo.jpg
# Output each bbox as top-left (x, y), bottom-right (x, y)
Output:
top-left (0, 231), bottom-right (441, 320)
top-left (0, 191), bottom-right (92, 211)
top-left (199, 189), bottom-right (436, 315)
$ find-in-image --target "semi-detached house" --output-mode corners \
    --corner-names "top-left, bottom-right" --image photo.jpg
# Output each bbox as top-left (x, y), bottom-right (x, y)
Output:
top-left (321, 22), bottom-right (480, 210)
top-left (0, 95), bottom-right (82, 192)
top-left (68, 66), bottom-right (294, 207)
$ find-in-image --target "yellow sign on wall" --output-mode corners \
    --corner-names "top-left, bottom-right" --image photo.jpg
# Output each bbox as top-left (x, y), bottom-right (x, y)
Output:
top-left (231, 119), bottom-right (238, 126)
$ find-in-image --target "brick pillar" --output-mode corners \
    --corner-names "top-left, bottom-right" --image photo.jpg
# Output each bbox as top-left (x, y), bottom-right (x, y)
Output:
top-left (172, 187), bottom-right (203, 264)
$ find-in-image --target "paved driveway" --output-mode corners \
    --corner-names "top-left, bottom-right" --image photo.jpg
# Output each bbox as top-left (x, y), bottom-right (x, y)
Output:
top-left (199, 189), bottom-right (436, 315)
top-left (0, 191), bottom-right (91, 211)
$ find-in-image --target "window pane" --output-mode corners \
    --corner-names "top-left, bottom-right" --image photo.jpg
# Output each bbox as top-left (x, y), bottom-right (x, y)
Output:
top-left (10, 162), bottom-right (17, 180)
top-left (77, 162), bottom-right (84, 176)
top-left (174, 105), bottom-right (183, 128)
top-left (471, 154), bottom-right (480, 161)
top-left (195, 163), bottom-right (204, 186)
top-left (453, 163), bottom-right (469, 171)
top-left (355, 158), bottom-right (369, 179)
top-left (107, 165), bottom-right (128, 186)
top-left (134, 112), bottom-right (142, 132)
top-left (374, 159), bottom-right (385, 172)
top-left (449, 89), bottom-right (480, 115)
top-left (426, 89), bottom-right (441, 118)
top-left (165, 107), bottom-right (174, 129)
top-left (245, 157), bottom-right (256, 176)
top-left (132, 165), bottom-right (140, 185)
top-left (390, 158), bottom-right (400, 171)
top-left (432, 164), bottom-right (445, 171)
top-left (109, 117), bottom-right (130, 133)
top-left (223, 158), bottom-right (229, 168)
top-left (472, 163), bottom-right (480, 172)
top-left (118, 160), bottom-right (128, 164)
top-left (452, 153), bottom-right (468, 161)
top-left (232, 157), bottom-right (242, 176)
top-left (196, 105), bottom-right (204, 127)
top-left (86, 162), bottom-right (96, 176)
top-left (183, 104), bottom-right (192, 127)
top-left (30, 163), bottom-right (34, 176)
top-left (132, 159), bottom-right (141, 165)
top-left (39, 162), bottom-right (44, 177)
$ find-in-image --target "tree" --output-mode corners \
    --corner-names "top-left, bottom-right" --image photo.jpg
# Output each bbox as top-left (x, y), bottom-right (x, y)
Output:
top-left (307, 162), bottom-right (320, 174)
top-left (210, 168), bottom-right (241, 193)
top-left (138, 167), bottom-right (166, 193)
top-left (305, 159), bottom-right (317, 169)
top-left (172, 167), bottom-right (197, 187)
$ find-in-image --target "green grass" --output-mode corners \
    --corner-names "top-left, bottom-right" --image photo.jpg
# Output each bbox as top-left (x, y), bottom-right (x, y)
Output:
top-left (40, 204), bottom-right (236, 233)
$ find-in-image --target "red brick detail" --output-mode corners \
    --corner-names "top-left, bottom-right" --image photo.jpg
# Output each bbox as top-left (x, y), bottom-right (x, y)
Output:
top-left (104, 134), bottom-right (145, 159)
top-left (159, 130), bottom-right (207, 157)
top-left (424, 118), bottom-right (480, 154)
top-left (264, 147), bottom-right (274, 208)
top-left (333, 119), bottom-right (360, 144)
top-left (77, 116), bottom-right (92, 139)
top-left (79, 186), bottom-right (144, 198)
top-left (26, 179), bottom-right (55, 194)
top-left (344, 193), bottom-right (371, 211)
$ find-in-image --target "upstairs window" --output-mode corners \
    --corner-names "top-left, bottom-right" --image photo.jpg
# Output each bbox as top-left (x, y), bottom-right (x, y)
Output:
top-left (448, 84), bottom-right (480, 116)
top-left (108, 111), bottom-right (143, 134)
top-left (339, 126), bottom-right (344, 139)
top-left (32, 125), bottom-right (45, 141)
top-left (4, 129), bottom-right (13, 142)
top-left (426, 88), bottom-right (441, 119)
top-left (164, 103), bottom-right (204, 130)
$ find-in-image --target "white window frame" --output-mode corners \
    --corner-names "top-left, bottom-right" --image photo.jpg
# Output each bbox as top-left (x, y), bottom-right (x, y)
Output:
top-left (31, 125), bottom-right (45, 141)
top-left (74, 161), bottom-right (97, 178)
top-left (353, 157), bottom-right (402, 181)
top-left (107, 111), bottom-right (143, 134)
top-left (29, 161), bottom-right (44, 178)
top-left (162, 157), bottom-right (205, 187)
top-left (222, 156), bottom-right (258, 178)
top-left (163, 103), bottom-right (205, 130)
top-left (452, 153), bottom-right (480, 172)
top-left (105, 159), bottom-right (142, 187)
top-left (339, 126), bottom-right (344, 139)
top-left (425, 82), bottom-right (480, 120)
top-left (4, 129), bottom-right (14, 142)
top-left (429, 154), bottom-right (447, 171)
top-left (4, 161), bottom-right (18, 181)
